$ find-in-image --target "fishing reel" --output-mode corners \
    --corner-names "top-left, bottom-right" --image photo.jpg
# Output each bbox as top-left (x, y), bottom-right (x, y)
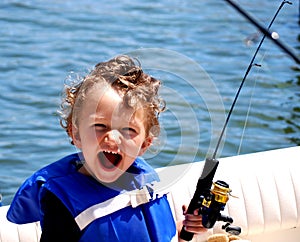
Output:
top-left (199, 180), bottom-right (241, 235)
top-left (180, 158), bottom-right (241, 241)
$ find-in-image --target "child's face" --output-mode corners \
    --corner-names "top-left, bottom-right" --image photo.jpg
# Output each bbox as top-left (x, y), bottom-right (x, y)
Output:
top-left (73, 85), bottom-right (152, 183)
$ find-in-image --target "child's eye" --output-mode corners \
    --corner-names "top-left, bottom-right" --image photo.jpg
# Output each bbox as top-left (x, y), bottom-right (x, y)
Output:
top-left (121, 127), bottom-right (137, 137)
top-left (94, 124), bottom-right (107, 131)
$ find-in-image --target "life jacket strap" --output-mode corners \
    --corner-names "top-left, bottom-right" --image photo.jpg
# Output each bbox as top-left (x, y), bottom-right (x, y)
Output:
top-left (75, 186), bottom-right (164, 230)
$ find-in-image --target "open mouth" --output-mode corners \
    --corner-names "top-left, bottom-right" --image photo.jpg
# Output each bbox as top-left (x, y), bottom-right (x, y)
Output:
top-left (98, 151), bottom-right (122, 170)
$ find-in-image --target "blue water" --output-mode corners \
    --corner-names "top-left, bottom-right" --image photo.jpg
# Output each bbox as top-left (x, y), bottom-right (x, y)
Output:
top-left (0, 0), bottom-right (299, 205)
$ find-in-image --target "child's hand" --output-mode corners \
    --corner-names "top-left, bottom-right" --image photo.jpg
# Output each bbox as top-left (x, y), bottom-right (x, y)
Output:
top-left (177, 205), bottom-right (208, 241)
top-left (181, 205), bottom-right (208, 234)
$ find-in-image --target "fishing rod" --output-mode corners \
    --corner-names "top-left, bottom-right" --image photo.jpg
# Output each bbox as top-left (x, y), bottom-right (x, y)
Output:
top-left (179, 1), bottom-right (292, 240)
top-left (213, 0), bottom-right (293, 159)
top-left (225, 0), bottom-right (299, 65)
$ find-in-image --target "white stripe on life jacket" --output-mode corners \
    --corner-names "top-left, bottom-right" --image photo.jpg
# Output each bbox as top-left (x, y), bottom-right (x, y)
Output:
top-left (75, 185), bottom-right (163, 230)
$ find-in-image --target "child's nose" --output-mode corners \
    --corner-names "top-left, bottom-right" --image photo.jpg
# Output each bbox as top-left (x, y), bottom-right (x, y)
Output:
top-left (104, 130), bottom-right (121, 145)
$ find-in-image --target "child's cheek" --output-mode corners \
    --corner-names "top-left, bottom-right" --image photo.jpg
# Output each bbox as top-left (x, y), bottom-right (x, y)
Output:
top-left (121, 139), bottom-right (141, 159)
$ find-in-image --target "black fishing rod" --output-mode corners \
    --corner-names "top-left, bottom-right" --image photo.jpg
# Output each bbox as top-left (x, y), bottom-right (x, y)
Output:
top-left (179, 1), bottom-right (292, 240)
top-left (213, 0), bottom-right (293, 159)
top-left (225, 0), bottom-right (300, 65)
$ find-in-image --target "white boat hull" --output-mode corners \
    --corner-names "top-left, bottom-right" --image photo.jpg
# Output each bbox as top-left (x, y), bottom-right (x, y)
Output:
top-left (1, 146), bottom-right (299, 242)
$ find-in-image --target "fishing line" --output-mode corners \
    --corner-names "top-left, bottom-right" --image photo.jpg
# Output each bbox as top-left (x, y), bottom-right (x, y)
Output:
top-left (213, 0), bottom-right (292, 159)
top-left (237, 61), bottom-right (260, 155)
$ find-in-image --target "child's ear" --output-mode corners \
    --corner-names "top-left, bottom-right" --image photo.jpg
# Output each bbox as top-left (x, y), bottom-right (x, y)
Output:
top-left (139, 136), bottom-right (153, 156)
top-left (72, 125), bottom-right (82, 149)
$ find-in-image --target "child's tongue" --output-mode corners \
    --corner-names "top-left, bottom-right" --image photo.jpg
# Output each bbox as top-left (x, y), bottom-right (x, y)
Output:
top-left (98, 151), bottom-right (121, 169)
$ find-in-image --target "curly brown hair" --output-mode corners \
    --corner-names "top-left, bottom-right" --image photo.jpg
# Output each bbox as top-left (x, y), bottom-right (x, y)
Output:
top-left (59, 55), bottom-right (165, 144)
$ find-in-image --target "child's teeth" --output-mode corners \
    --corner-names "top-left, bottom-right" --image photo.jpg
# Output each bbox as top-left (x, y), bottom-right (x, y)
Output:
top-left (105, 150), bottom-right (118, 154)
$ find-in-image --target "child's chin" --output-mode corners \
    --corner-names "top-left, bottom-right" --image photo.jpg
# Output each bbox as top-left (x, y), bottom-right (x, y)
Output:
top-left (95, 170), bottom-right (124, 184)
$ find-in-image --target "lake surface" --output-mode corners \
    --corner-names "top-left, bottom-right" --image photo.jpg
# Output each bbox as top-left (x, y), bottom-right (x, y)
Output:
top-left (0, 0), bottom-right (299, 205)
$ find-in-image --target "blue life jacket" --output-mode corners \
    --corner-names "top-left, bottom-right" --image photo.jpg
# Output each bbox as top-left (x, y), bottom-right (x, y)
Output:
top-left (7, 153), bottom-right (176, 242)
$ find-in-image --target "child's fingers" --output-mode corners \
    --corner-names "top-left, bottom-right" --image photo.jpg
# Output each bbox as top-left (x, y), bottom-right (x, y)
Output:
top-left (182, 220), bottom-right (208, 234)
top-left (181, 204), bottom-right (207, 234)
top-left (184, 226), bottom-right (208, 233)
top-left (182, 205), bottom-right (200, 216)
top-left (184, 213), bottom-right (203, 222)
top-left (193, 208), bottom-right (200, 215)
top-left (182, 214), bottom-right (208, 233)
top-left (182, 204), bottom-right (187, 215)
